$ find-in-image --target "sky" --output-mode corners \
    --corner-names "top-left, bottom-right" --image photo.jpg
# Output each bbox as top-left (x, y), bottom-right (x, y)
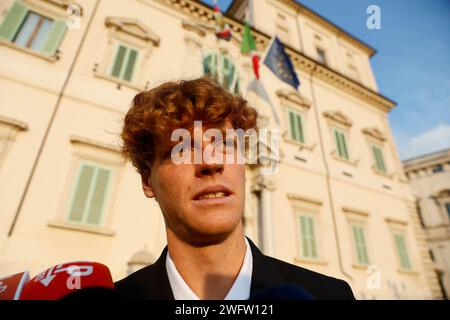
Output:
top-left (202, 0), bottom-right (450, 160)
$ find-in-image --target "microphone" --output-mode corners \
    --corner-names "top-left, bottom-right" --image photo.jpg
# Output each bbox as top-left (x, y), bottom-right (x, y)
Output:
top-left (249, 283), bottom-right (314, 300)
top-left (0, 271), bottom-right (30, 300)
top-left (19, 261), bottom-right (116, 300)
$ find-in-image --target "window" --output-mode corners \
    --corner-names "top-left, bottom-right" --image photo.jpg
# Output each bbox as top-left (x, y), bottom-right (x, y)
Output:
top-left (110, 44), bottom-right (139, 82)
top-left (432, 165), bottom-right (443, 173)
top-left (287, 108), bottom-right (304, 143)
top-left (352, 225), bottom-right (369, 265)
top-left (203, 52), bottom-right (240, 94)
top-left (347, 63), bottom-right (360, 81)
top-left (333, 127), bottom-right (349, 160)
top-left (316, 47), bottom-right (327, 65)
top-left (298, 215), bottom-right (318, 259)
top-left (66, 161), bottom-right (112, 227)
top-left (371, 144), bottom-right (387, 173)
top-left (0, 0), bottom-right (66, 56)
top-left (394, 233), bottom-right (412, 270)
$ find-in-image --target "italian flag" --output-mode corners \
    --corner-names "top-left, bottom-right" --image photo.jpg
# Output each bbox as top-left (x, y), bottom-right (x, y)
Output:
top-left (241, 22), bottom-right (260, 79)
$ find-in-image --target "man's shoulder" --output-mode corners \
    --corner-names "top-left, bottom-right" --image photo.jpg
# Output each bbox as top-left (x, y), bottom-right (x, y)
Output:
top-left (114, 264), bottom-right (155, 299)
top-left (114, 248), bottom-right (174, 300)
top-left (264, 255), bottom-right (355, 299)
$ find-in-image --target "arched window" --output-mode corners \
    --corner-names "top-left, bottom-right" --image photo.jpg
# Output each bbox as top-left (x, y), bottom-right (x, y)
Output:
top-left (203, 52), bottom-right (240, 94)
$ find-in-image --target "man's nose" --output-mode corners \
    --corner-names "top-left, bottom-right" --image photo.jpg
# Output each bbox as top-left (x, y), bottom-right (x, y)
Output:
top-left (195, 161), bottom-right (224, 177)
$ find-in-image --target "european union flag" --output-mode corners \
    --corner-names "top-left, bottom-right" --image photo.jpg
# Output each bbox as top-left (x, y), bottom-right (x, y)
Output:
top-left (263, 37), bottom-right (300, 90)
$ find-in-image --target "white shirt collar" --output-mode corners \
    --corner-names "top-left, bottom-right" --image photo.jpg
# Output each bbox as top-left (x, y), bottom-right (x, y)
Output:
top-left (166, 237), bottom-right (253, 300)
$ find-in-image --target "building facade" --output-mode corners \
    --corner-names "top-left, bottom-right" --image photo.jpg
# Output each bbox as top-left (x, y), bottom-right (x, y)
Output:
top-left (403, 148), bottom-right (450, 298)
top-left (0, 0), bottom-right (441, 299)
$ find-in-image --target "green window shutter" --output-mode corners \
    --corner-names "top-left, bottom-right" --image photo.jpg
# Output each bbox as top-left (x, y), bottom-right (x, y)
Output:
top-left (289, 111), bottom-right (297, 141)
top-left (123, 48), bottom-right (138, 82)
top-left (68, 164), bottom-right (95, 223)
top-left (375, 146), bottom-right (386, 172)
top-left (203, 54), bottom-right (212, 75)
top-left (111, 45), bottom-right (127, 78)
top-left (353, 226), bottom-right (362, 263)
top-left (299, 215), bottom-right (317, 258)
top-left (307, 217), bottom-right (317, 258)
top-left (86, 168), bottom-right (111, 225)
top-left (295, 114), bottom-right (304, 143)
top-left (41, 20), bottom-right (66, 56)
top-left (0, 0), bottom-right (28, 41)
top-left (359, 228), bottom-right (369, 264)
top-left (371, 145), bottom-right (380, 170)
top-left (339, 131), bottom-right (349, 159)
top-left (334, 129), bottom-right (343, 158)
top-left (353, 226), bottom-right (369, 265)
top-left (288, 110), bottom-right (304, 143)
top-left (395, 234), bottom-right (411, 269)
top-left (299, 216), bottom-right (309, 257)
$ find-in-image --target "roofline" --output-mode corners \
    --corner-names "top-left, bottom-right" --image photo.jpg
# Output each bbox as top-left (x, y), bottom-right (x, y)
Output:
top-left (226, 0), bottom-right (377, 57)
top-left (402, 148), bottom-right (450, 165)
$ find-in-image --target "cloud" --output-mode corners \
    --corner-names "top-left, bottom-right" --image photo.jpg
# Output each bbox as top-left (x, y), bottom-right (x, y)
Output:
top-left (400, 124), bottom-right (450, 160)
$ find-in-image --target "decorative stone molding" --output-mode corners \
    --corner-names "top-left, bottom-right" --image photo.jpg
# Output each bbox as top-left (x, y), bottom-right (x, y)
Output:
top-left (287, 193), bottom-right (322, 206)
top-left (323, 110), bottom-right (353, 127)
top-left (23, 0), bottom-right (83, 18)
top-left (362, 127), bottom-right (386, 142)
top-left (69, 135), bottom-right (122, 154)
top-left (276, 89), bottom-right (312, 109)
top-left (105, 17), bottom-right (160, 46)
top-left (342, 206), bottom-right (370, 217)
top-left (0, 115), bottom-right (28, 132)
top-left (385, 217), bottom-right (408, 226)
top-left (181, 20), bottom-right (207, 37)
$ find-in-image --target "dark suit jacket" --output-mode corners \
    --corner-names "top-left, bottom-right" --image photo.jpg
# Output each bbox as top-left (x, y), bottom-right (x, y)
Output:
top-left (114, 237), bottom-right (355, 300)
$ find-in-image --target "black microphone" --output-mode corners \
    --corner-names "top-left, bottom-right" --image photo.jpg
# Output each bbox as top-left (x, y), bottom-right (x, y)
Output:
top-left (249, 283), bottom-right (314, 300)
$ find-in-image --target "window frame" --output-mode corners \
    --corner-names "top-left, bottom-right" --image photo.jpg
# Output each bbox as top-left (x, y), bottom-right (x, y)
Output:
top-left (370, 142), bottom-right (387, 173)
top-left (109, 42), bottom-right (140, 83)
top-left (297, 213), bottom-right (319, 260)
top-left (351, 223), bottom-right (370, 266)
top-left (65, 160), bottom-right (114, 228)
top-left (286, 107), bottom-right (305, 144)
top-left (316, 46), bottom-right (327, 66)
top-left (332, 126), bottom-right (350, 160)
top-left (0, 0), bottom-right (68, 59)
top-left (393, 232), bottom-right (412, 271)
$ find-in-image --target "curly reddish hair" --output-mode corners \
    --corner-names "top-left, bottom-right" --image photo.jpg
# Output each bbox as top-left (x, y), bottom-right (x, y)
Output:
top-left (121, 77), bottom-right (258, 178)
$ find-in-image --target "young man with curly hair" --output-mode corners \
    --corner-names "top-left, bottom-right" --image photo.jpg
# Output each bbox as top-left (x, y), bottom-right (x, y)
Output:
top-left (115, 77), bottom-right (355, 300)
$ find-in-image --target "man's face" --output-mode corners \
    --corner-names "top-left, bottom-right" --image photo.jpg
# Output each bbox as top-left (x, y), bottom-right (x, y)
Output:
top-left (142, 120), bottom-right (246, 244)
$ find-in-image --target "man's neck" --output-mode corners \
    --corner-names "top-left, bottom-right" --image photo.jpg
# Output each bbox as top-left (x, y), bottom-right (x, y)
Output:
top-left (166, 225), bottom-right (247, 299)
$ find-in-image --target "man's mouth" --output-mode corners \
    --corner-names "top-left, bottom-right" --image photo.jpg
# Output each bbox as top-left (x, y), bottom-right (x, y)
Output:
top-left (192, 185), bottom-right (233, 202)
top-left (197, 191), bottom-right (228, 200)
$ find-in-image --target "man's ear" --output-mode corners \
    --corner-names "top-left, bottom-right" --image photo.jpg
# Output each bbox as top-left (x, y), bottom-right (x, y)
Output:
top-left (141, 174), bottom-right (155, 198)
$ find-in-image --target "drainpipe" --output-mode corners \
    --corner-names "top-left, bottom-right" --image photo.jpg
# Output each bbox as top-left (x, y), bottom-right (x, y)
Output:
top-left (309, 64), bottom-right (353, 281)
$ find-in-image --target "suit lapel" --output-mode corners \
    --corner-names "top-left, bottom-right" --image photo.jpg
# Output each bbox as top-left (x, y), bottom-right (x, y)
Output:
top-left (247, 237), bottom-right (284, 296)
